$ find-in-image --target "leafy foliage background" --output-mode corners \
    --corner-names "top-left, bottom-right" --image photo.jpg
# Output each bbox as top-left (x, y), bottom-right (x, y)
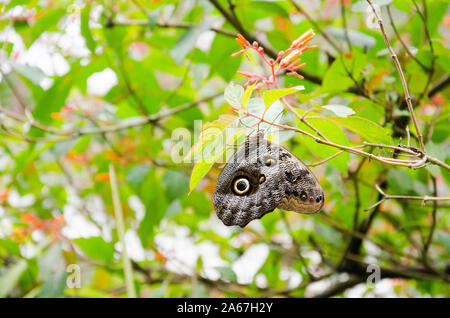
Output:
top-left (0, 0), bottom-right (449, 298)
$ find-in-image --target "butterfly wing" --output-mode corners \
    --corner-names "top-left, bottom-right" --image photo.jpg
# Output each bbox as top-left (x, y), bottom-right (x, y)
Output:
top-left (213, 136), bottom-right (325, 227)
top-left (276, 146), bottom-right (325, 214)
top-left (213, 136), bottom-right (285, 227)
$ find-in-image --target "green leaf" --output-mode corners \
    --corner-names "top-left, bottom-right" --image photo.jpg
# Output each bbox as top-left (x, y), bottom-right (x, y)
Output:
top-left (331, 116), bottom-right (392, 144)
top-left (322, 105), bottom-right (355, 118)
top-left (224, 82), bottom-right (244, 109)
top-left (437, 231), bottom-right (450, 254)
top-left (11, 63), bottom-right (46, 85)
top-left (180, 191), bottom-right (211, 217)
top-left (425, 1), bottom-right (447, 37)
top-left (126, 164), bottom-right (151, 189)
top-left (13, 143), bottom-right (51, 176)
top-left (187, 111), bottom-right (247, 192)
top-left (348, 99), bottom-right (384, 124)
top-left (0, 239), bottom-right (21, 256)
top-left (72, 135), bottom-right (92, 153)
top-left (241, 98), bottom-right (285, 135)
top-left (38, 270), bottom-right (67, 298)
top-left (241, 97), bottom-right (264, 127)
top-left (170, 28), bottom-right (197, 64)
top-left (425, 141), bottom-right (445, 177)
top-left (73, 237), bottom-right (115, 263)
top-left (251, 1), bottom-right (289, 18)
top-left (392, 0), bottom-right (410, 12)
top-left (170, 21), bottom-right (213, 64)
top-left (186, 114), bottom-right (239, 164)
top-left (165, 199), bottom-right (183, 218)
top-left (410, 14), bottom-right (423, 47)
top-left (32, 72), bottom-right (73, 125)
top-left (103, 27), bottom-right (126, 60)
top-left (138, 170), bottom-right (168, 246)
top-left (0, 260), bottom-right (27, 297)
top-left (26, 8), bottom-right (66, 46)
top-left (189, 126), bottom-right (246, 192)
top-left (37, 243), bottom-right (67, 298)
top-left (81, 2), bottom-right (96, 53)
top-left (189, 157), bottom-right (220, 192)
top-left (52, 139), bottom-right (80, 158)
top-left (242, 83), bottom-right (256, 111)
top-left (259, 249), bottom-right (281, 286)
top-left (209, 35), bottom-right (242, 81)
top-left (73, 56), bottom-right (109, 93)
top-left (127, 60), bottom-right (161, 114)
top-left (296, 114), bottom-right (350, 174)
top-left (322, 53), bottom-right (366, 93)
top-left (262, 86), bottom-right (304, 109)
top-left (215, 266), bottom-right (237, 283)
top-left (162, 170), bottom-right (189, 200)
top-left (327, 27), bottom-right (376, 50)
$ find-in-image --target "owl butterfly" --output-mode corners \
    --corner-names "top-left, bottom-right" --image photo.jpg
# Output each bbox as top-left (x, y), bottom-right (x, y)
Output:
top-left (213, 132), bottom-right (324, 227)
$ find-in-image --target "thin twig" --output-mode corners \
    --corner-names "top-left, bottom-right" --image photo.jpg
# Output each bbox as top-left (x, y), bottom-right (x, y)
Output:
top-left (283, 99), bottom-right (330, 141)
top-left (0, 93), bottom-right (221, 140)
top-left (280, 212), bottom-right (316, 281)
top-left (340, 0), bottom-right (353, 52)
top-left (413, 0), bottom-right (435, 104)
top-left (366, 184), bottom-right (450, 210)
top-left (240, 110), bottom-right (443, 170)
top-left (422, 177), bottom-right (438, 259)
top-left (386, 6), bottom-right (430, 72)
top-left (428, 74), bottom-right (450, 97)
top-left (307, 150), bottom-right (345, 167)
top-left (111, 19), bottom-right (236, 37)
top-left (366, 0), bottom-right (425, 151)
top-left (316, 214), bottom-right (419, 262)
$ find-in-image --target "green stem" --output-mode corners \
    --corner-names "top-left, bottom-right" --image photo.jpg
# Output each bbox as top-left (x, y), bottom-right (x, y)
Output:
top-left (109, 164), bottom-right (136, 298)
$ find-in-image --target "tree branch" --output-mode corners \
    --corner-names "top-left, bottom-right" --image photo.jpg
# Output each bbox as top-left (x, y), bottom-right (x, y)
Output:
top-left (111, 19), bottom-right (236, 37)
top-left (428, 74), bottom-right (450, 97)
top-left (386, 6), bottom-right (430, 72)
top-left (366, 184), bottom-right (450, 211)
top-left (0, 93), bottom-right (222, 141)
top-left (367, 0), bottom-right (425, 151)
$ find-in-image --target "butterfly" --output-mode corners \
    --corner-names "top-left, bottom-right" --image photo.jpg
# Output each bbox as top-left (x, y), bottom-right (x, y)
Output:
top-left (213, 132), bottom-right (324, 227)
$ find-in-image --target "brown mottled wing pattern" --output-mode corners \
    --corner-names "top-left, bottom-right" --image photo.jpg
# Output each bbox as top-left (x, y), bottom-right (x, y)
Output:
top-left (276, 146), bottom-right (324, 214)
top-left (213, 134), bottom-right (324, 227)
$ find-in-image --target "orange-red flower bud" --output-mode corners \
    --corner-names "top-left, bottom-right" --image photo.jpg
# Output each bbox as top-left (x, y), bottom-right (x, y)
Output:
top-left (236, 34), bottom-right (251, 49)
top-left (237, 71), bottom-right (254, 78)
top-left (291, 29), bottom-right (315, 48)
top-left (280, 48), bottom-right (302, 67)
top-left (231, 50), bottom-right (244, 57)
